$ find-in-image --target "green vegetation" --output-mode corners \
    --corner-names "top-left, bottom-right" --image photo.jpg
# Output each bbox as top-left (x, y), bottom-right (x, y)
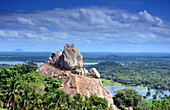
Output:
top-left (142, 96), bottom-right (170, 110)
top-left (0, 52), bottom-right (50, 62)
top-left (142, 99), bottom-right (153, 108)
top-left (74, 65), bottom-right (81, 70)
top-left (113, 88), bottom-right (170, 110)
top-left (86, 61), bottom-right (170, 91)
top-left (101, 78), bottom-right (122, 87)
top-left (151, 98), bottom-right (170, 110)
top-left (0, 62), bottom-right (111, 110)
top-left (113, 88), bottom-right (143, 110)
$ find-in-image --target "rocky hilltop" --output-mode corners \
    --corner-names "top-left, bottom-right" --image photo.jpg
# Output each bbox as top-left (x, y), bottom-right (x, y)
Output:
top-left (36, 44), bottom-right (118, 109)
top-left (52, 45), bottom-right (83, 70)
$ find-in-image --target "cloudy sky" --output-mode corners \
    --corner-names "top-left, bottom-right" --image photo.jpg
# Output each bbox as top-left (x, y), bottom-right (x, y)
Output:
top-left (0, 0), bottom-right (170, 52)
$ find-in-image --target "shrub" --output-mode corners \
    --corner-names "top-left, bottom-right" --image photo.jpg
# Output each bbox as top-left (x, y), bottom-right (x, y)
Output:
top-left (74, 65), bottom-right (81, 70)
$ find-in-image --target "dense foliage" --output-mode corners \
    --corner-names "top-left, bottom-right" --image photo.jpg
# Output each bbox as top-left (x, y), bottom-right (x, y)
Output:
top-left (151, 98), bottom-right (170, 110)
top-left (142, 95), bottom-right (170, 110)
top-left (85, 61), bottom-right (170, 90)
top-left (0, 62), bottom-right (110, 110)
top-left (113, 88), bottom-right (142, 109)
top-left (113, 88), bottom-right (170, 110)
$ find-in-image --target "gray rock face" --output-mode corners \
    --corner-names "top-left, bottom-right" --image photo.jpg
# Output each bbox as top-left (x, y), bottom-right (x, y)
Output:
top-left (49, 45), bottom-right (83, 70)
top-left (52, 51), bottom-right (62, 67)
top-left (59, 46), bottom-right (83, 70)
top-left (48, 46), bottom-right (100, 78)
top-left (89, 68), bottom-right (100, 78)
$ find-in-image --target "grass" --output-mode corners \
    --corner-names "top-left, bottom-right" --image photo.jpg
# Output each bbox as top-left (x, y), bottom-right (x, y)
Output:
top-left (101, 78), bottom-right (122, 87)
top-left (142, 99), bottom-right (154, 108)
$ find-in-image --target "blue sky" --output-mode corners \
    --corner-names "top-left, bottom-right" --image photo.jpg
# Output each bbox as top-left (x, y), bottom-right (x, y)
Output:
top-left (0, 0), bottom-right (170, 52)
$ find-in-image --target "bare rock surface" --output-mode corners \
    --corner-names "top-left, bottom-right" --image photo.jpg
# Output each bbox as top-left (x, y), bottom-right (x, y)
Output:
top-left (59, 45), bottom-right (83, 70)
top-left (52, 51), bottom-right (62, 67)
top-left (125, 106), bottom-right (133, 110)
top-left (36, 64), bottom-right (119, 109)
top-left (89, 68), bottom-right (100, 78)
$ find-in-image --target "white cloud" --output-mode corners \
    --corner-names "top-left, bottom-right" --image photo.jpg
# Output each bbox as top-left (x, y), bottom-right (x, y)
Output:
top-left (0, 30), bottom-right (6, 36)
top-left (40, 27), bottom-right (48, 32)
top-left (139, 10), bottom-right (155, 22)
top-left (0, 7), bottom-right (169, 48)
top-left (139, 10), bottom-right (163, 26)
top-left (0, 30), bottom-right (20, 37)
top-left (17, 17), bottom-right (35, 25)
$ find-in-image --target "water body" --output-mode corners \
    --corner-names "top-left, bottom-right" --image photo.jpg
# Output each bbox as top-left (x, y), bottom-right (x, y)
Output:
top-left (0, 61), bottom-right (44, 67)
top-left (83, 62), bottom-right (98, 65)
top-left (105, 85), bottom-right (170, 99)
top-left (0, 61), bottom-right (98, 67)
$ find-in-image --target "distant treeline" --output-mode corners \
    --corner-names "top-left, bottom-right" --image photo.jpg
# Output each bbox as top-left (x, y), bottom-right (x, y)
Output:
top-left (0, 52), bottom-right (51, 62)
top-left (0, 64), bottom-right (8, 68)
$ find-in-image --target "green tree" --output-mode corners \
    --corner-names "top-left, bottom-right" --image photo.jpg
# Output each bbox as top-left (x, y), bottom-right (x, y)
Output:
top-left (113, 88), bottom-right (142, 109)
top-left (0, 79), bottom-right (21, 110)
top-left (88, 94), bottom-right (108, 109)
top-left (151, 99), bottom-right (170, 110)
top-left (146, 91), bottom-right (151, 96)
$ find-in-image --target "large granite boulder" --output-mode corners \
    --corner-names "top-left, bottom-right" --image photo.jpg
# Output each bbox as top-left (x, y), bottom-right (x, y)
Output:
top-left (36, 64), bottom-right (119, 109)
top-left (89, 68), bottom-right (100, 78)
top-left (59, 45), bottom-right (83, 70)
top-left (50, 45), bottom-right (83, 70)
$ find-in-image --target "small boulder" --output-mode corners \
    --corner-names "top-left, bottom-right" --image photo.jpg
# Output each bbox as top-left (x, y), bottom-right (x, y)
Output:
top-left (83, 68), bottom-right (89, 75)
top-left (125, 106), bottom-right (133, 110)
top-left (89, 68), bottom-right (100, 78)
top-left (51, 51), bottom-right (62, 67)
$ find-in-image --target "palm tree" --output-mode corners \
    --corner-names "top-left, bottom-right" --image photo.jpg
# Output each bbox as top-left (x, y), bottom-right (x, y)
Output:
top-left (0, 79), bottom-right (21, 110)
top-left (19, 84), bottom-right (34, 110)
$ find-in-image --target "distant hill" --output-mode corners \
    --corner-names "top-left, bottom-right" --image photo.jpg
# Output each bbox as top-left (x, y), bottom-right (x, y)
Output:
top-left (13, 49), bottom-right (24, 52)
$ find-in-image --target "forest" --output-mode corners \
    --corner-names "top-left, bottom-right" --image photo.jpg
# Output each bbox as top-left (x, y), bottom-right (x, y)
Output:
top-left (85, 61), bottom-right (170, 91)
top-left (84, 53), bottom-right (170, 91)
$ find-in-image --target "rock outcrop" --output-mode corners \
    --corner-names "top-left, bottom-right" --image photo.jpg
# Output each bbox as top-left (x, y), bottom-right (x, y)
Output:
top-left (89, 68), bottom-right (100, 78)
top-left (50, 45), bottom-right (83, 70)
top-left (49, 45), bottom-right (100, 78)
top-left (59, 45), bottom-right (83, 70)
top-left (36, 45), bottom-right (119, 109)
top-left (51, 51), bottom-right (62, 67)
top-left (36, 64), bottom-right (118, 109)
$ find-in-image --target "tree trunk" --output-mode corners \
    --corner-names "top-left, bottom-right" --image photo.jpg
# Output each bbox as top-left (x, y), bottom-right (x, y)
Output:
top-left (12, 102), bottom-right (15, 110)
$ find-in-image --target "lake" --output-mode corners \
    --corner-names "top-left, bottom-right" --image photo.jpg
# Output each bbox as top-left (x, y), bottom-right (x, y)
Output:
top-left (0, 61), bottom-right (98, 67)
top-left (105, 85), bottom-right (170, 99)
